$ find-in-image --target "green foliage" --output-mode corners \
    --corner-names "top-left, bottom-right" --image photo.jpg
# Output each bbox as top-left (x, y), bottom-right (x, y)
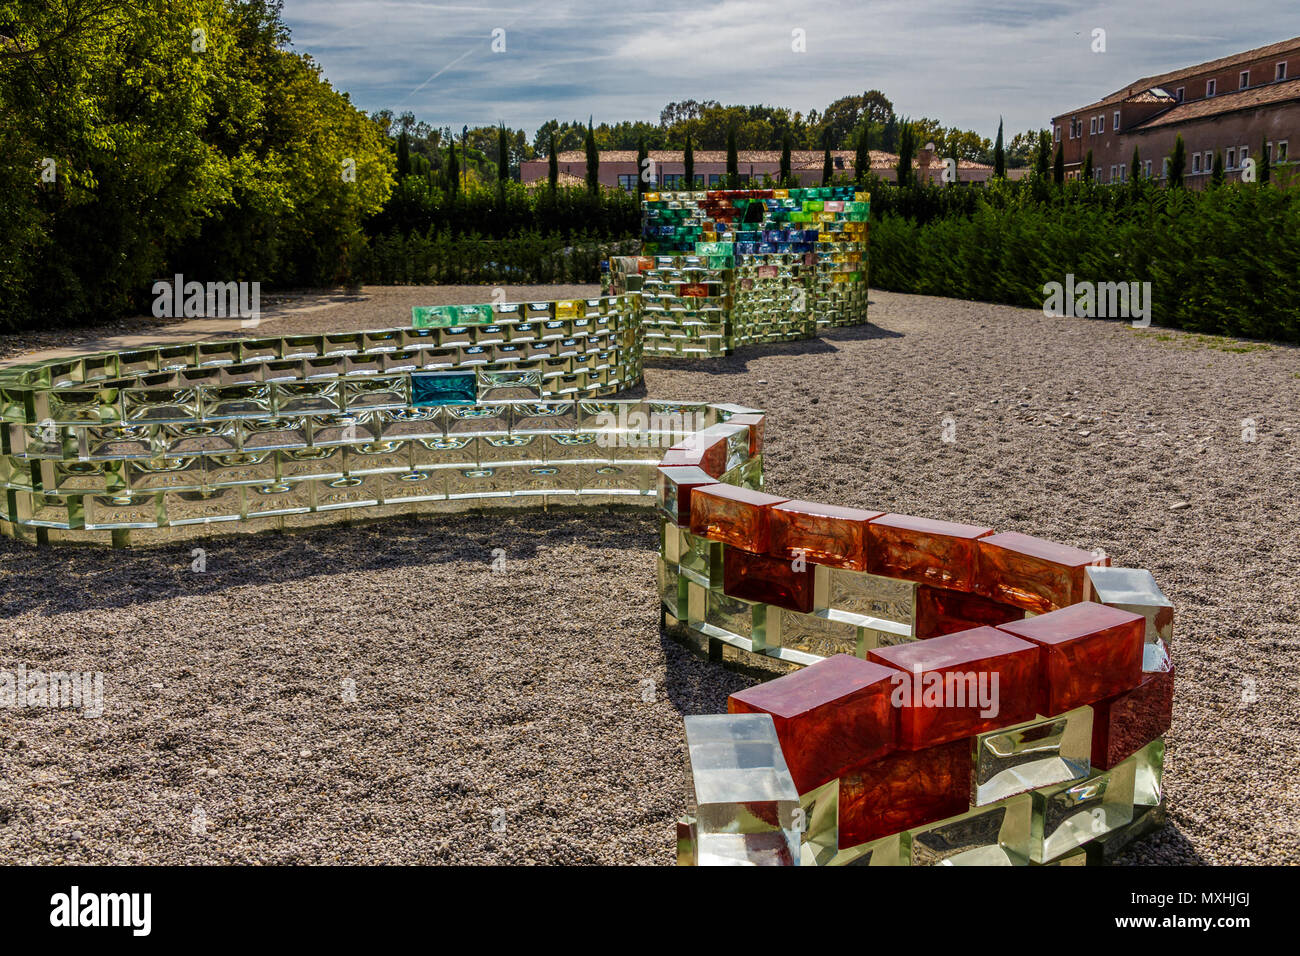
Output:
top-left (896, 120), bottom-right (915, 186)
top-left (548, 134), bottom-right (558, 190)
top-left (993, 120), bottom-right (1005, 179)
top-left (855, 124), bottom-right (870, 185)
top-left (726, 126), bottom-right (738, 185)
top-left (359, 230), bottom-right (635, 285)
top-left (584, 121), bottom-right (599, 194)
top-left (1053, 144), bottom-right (1065, 186)
top-left (684, 134), bottom-right (695, 185)
top-left (779, 132), bottom-right (792, 185)
top-left (868, 178), bottom-right (1300, 342)
top-left (1169, 136), bottom-right (1186, 188)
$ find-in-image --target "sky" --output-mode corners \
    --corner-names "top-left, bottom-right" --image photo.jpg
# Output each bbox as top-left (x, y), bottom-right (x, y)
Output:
top-left (280, 0), bottom-right (1294, 142)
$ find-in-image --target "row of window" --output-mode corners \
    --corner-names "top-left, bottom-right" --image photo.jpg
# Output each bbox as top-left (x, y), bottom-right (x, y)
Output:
top-left (1077, 140), bottom-right (1290, 183)
top-left (616, 173), bottom-right (742, 192)
top-left (1059, 60), bottom-right (1292, 142)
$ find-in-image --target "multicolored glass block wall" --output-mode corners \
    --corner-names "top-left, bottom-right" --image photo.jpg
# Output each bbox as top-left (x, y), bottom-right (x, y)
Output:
top-left (610, 187), bottom-right (870, 356)
top-left (657, 463), bottom-right (1175, 866)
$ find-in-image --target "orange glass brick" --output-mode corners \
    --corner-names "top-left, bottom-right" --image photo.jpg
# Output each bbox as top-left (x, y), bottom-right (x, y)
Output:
top-left (865, 514), bottom-right (993, 590)
top-left (768, 500), bottom-right (883, 571)
top-left (729, 654), bottom-right (896, 794)
top-left (723, 546), bottom-right (814, 613)
top-left (914, 584), bottom-right (1025, 639)
top-left (726, 413), bottom-right (765, 458)
top-left (660, 433), bottom-right (727, 478)
top-left (1090, 666), bottom-right (1175, 769)
top-left (998, 602), bottom-right (1145, 716)
top-left (868, 626), bottom-right (1040, 749)
top-left (689, 484), bottom-right (789, 553)
top-left (976, 530), bottom-right (1104, 613)
top-left (838, 739), bottom-right (970, 847)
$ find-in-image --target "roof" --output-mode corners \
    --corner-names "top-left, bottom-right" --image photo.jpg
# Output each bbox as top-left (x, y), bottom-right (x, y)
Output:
top-left (1057, 35), bottom-right (1300, 116)
top-left (1131, 75), bottom-right (1300, 130)
top-left (546, 149), bottom-right (991, 170)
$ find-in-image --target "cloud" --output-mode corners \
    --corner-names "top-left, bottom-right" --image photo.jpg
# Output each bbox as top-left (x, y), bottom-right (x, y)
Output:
top-left (281, 0), bottom-right (1294, 141)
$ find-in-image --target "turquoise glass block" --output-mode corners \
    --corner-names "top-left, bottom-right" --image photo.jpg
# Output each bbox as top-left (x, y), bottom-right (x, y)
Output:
top-left (411, 371), bottom-right (476, 406)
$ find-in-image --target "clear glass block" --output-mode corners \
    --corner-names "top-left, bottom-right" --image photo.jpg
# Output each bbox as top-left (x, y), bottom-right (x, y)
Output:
top-left (972, 707), bottom-right (1093, 806)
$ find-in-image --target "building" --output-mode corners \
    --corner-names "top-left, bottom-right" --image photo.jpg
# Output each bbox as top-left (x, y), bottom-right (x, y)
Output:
top-left (1051, 36), bottom-right (1300, 186)
top-left (519, 148), bottom-right (994, 190)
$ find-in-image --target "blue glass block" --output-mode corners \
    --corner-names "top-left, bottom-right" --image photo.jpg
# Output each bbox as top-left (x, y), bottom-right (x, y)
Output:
top-left (411, 371), bottom-right (476, 406)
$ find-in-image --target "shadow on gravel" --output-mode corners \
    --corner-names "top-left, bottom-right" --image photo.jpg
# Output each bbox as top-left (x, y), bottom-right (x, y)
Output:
top-left (0, 508), bottom-right (660, 618)
top-left (642, 324), bottom-right (903, 376)
top-left (1113, 821), bottom-right (1206, 866)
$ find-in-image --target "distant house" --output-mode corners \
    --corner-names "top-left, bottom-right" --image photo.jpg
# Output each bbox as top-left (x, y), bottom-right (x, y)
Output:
top-left (1051, 35), bottom-right (1300, 186)
top-left (519, 148), bottom-right (994, 190)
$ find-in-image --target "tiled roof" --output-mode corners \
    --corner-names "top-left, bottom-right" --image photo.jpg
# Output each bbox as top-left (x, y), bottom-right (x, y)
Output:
top-left (1132, 75), bottom-right (1300, 130)
top-left (550, 149), bottom-right (991, 170)
top-left (1059, 35), bottom-right (1300, 115)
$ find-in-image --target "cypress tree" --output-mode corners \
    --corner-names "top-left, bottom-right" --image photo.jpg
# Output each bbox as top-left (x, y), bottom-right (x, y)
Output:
top-left (548, 133), bottom-right (558, 191)
top-left (1053, 143), bottom-right (1065, 185)
top-left (584, 119), bottom-right (599, 194)
top-left (636, 136), bottom-right (648, 199)
top-left (896, 119), bottom-right (915, 187)
top-left (683, 134), bottom-right (695, 188)
top-left (397, 128), bottom-right (410, 178)
top-left (445, 139), bottom-right (459, 198)
top-left (1035, 131), bottom-right (1052, 179)
top-left (1210, 149), bottom-right (1225, 187)
top-left (726, 125), bottom-right (738, 187)
top-left (821, 135), bottom-right (833, 185)
top-left (993, 118), bottom-right (1005, 179)
top-left (1260, 135), bottom-right (1271, 183)
top-left (1130, 145), bottom-right (1142, 182)
top-left (779, 132), bottom-right (791, 185)
top-left (854, 123), bottom-right (870, 184)
top-left (1082, 150), bottom-right (1093, 182)
top-left (497, 124), bottom-right (509, 192)
top-left (1169, 135), bottom-right (1186, 188)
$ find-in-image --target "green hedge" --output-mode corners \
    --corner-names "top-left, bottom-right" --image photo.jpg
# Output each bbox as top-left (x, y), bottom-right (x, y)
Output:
top-left (868, 181), bottom-right (1300, 342)
top-left (359, 231), bottom-right (638, 285)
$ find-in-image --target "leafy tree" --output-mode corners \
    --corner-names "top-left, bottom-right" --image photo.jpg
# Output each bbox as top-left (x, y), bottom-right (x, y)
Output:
top-left (993, 119), bottom-right (1005, 179)
top-left (1169, 135), bottom-right (1186, 188)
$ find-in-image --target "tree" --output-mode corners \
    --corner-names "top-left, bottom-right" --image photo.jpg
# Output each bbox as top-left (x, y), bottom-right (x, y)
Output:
top-left (896, 119), bottom-right (916, 186)
top-left (854, 123), bottom-right (870, 184)
top-left (636, 136), bottom-right (648, 199)
top-left (1210, 149), bottom-right (1225, 187)
top-left (584, 119), bottom-right (599, 194)
top-left (1082, 150), bottom-right (1094, 182)
top-left (821, 135), bottom-right (833, 185)
top-left (1130, 145), bottom-right (1142, 182)
top-left (1035, 131), bottom-right (1052, 179)
top-left (446, 138), bottom-right (460, 197)
top-left (1168, 135), bottom-right (1186, 188)
top-left (726, 124), bottom-right (738, 186)
top-left (779, 131), bottom-right (792, 185)
top-left (1260, 135), bottom-right (1271, 183)
top-left (497, 124), bottom-right (509, 191)
top-left (684, 134), bottom-right (694, 188)
top-left (548, 133), bottom-right (558, 191)
top-left (1053, 143), bottom-right (1065, 186)
top-left (993, 118), bottom-right (1005, 179)
top-left (397, 128), bottom-right (411, 177)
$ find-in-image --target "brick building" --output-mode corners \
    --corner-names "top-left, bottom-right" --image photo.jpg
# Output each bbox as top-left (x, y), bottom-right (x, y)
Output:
top-left (519, 148), bottom-right (994, 189)
top-left (1051, 36), bottom-right (1300, 186)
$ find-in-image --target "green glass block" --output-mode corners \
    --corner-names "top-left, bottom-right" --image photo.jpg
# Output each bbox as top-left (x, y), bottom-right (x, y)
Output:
top-left (815, 565), bottom-right (916, 626)
top-left (657, 555), bottom-right (688, 619)
top-left (1085, 740), bottom-right (1167, 864)
top-left (412, 304), bottom-right (493, 328)
top-left (678, 528), bottom-right (723, 587)
top-left (972, 707), bottom-right (1093, 806)
top-left (411, 371), bottom-right (476, 406)
top-left (905, 794), bottom-right (1034, 866)
top-left (1031, 760), bottom-right (1137, 863)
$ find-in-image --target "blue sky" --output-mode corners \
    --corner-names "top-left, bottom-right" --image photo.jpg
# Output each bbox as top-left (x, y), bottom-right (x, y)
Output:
top-left (281, 0), bottom-right (1292, 142)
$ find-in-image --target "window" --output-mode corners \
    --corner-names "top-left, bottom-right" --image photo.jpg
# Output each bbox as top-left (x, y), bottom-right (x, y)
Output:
top-left (617, 174), bottom-right (637, 192)
top-left (1192, 153), bottom-right (1202, 173)
top-left (1278, 62), bottom-right (1289, 81)
top-left (1227, 148), bottom-right (1236, 169)
top-left (1095, 167), bottom-right (1102, 180)
top-left (1240, 145), bottom-right (1249, 166)
top-left (1090, 117), bottom-right (1097, 134)
top-left (1055, 126), bottom-right (1061, 142)
top-left (1241, 70), bottom-right (1251, 89)
top-left (1098, 114), bottom-right (1106, 133)
top-left (1175, 87), bottom-right (1185, 102)
top-left (1113, 110), bottom-right (1121, 130)
top-left (661, 173), bottom-right (684, 188)
top-left (1207, 78), bottom-right (1217, 97)
top-left (1162, 157), bottom-right (1171, 178)
top-left (1110, 165), bottom-right (1117, 181)
top-left (708, 174), bottom-right (722, 186)
top-left (1119, 163), bottom-right (1127, 181)
top-left (1279, 140), bottom-right (1290, 162)
top-left (1144, 160), bottom-right (1153, 177)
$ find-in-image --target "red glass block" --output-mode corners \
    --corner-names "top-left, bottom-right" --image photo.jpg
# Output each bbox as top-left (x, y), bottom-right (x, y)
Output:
top-left (726, 413), bottom-right (765, 458)
top-left (838, 739), bottom-right (970, 847)
top-left (866, 514), bottom-right (993, 591)
top-left (1091, 666), bottom-right (1175, 770)
top-left (768, 500), bottom-right (883, 572)
top-left (656, 466), bottom-right (717, 526)
top-left (689, 484), bottom-right (789, 553)
top-left (868, 627), bottom-right (1040, 748)
top-left (976, 531), bottom-right (1104, 613)
top-left (728, 654), bottom-right (896, 793)
top-left (998, 602), bottom-right (1145, 716)
top-left (679, 283), bottom-right (709, 297)
top-left (660, 433), bottom-right (727, 478)
top-left (914, 585), bottom-right (1025, 639)
top-left (723, 547), bottom-right (814, 613)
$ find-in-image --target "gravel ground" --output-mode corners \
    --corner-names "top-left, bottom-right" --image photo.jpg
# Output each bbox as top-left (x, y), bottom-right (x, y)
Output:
top-left (1, 287), bottom-right (1297, 865)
